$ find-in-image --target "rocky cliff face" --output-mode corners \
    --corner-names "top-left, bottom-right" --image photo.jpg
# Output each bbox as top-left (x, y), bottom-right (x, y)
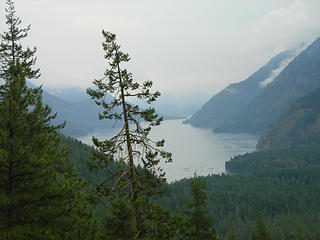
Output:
top-left (256, 88), bottom-right (320, 150)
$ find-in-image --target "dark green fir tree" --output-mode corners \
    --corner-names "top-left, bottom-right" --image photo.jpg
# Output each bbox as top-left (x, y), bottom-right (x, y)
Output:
top-left (87, 30), bottom-right (178, 239)
top-left (251, 216), bottom-right (272, 240)
top-left (225, 229), bottom-right (236, 240)
top-left (0, 1), bottom-right (98, 239)
top-left (183, 175), bottom-right (217, 240)
top-left (104, 193), bottom-right (137, 240)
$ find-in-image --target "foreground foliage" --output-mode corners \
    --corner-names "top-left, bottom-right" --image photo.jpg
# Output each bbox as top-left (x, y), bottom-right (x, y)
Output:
top-left (183, 176), bottom-right (217, 240)
top-left (0, 1), bottom-right (98, 239)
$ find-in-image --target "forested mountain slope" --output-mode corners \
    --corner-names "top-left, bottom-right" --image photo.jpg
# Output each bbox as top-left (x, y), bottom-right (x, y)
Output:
top-left (162, 168), bottom-right (320, 240)
top-left (184, 47), bottom-right (300, 129)
top-left (216, 38), bottom-right (320, 134)
top-left (60, 135), bottom-right (120, 186)
top-left (226, 145), bottom-right (320, 174)
top-left (257, 88), bottom-right (320, 150)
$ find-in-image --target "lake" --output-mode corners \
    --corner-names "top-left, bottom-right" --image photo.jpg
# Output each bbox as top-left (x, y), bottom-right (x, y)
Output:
top-left (77, 119), bottom-right (259, 182)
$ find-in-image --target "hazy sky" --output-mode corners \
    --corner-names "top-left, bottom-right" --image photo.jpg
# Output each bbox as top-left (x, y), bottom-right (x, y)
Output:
top-left (1, 0), bottom-right (320, 94)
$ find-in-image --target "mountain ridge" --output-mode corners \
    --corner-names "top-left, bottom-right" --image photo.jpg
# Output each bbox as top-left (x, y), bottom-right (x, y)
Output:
top-left (215, 38), bottom-right (320, 134)
top-left (26, 82), bottom-right (114, 136)
top-left (184, 46), bottom-right (301, 129)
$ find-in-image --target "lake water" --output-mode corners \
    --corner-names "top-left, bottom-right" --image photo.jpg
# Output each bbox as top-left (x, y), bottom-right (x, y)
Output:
top-left (77, 119), bottom-right (259, 182)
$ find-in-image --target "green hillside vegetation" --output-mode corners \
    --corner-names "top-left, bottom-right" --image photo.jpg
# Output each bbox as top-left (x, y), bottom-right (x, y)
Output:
top-left (210, 82), bottom-right (320, 239)
top-left (59, 130), bottom-right (320, 240)
top-left (60, 135), bottom-right (121, 186)
top-left (257, 88), bottom-right (320, 150)
top-left (222, 93), bottom-right (320, 237)
top-left (62, 135), bottom-right (320, 239)
top-left (226, 145), bottom-right (320, 173)
top-left (161, 169), bottom-right (320, 240)
top-left (0, 2), bottom-right (99, 238)
top-left (61, 134), bottom-right (320, 240)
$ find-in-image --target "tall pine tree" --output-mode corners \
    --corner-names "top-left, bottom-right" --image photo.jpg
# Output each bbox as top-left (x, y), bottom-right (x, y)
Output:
top-left (0, 1), bottom-right (95, 239)
top-left (87, 30), bottom-right (175, 239)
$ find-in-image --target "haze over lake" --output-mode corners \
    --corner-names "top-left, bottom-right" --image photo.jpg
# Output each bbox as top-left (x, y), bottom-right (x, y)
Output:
top-left (77, 119), bottom-right (258, 182)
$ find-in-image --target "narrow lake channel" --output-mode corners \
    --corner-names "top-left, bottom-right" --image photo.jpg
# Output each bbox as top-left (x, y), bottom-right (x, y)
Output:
top-left (77, 119), bottom-right (259, 182)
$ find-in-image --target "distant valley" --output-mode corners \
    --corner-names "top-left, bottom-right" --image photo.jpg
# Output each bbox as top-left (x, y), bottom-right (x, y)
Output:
top-left (26, 83), bottom-right (115, 136)
top-left (27, 83), bottom-right (210, 136)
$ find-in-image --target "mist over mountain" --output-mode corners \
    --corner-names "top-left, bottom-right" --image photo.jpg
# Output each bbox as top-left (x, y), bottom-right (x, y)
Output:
top-left (155, 92), bottom-right (211, 119)
top-left (45, 87), bottom-right (91, 103)
top-left (26, 84), bottom-right (205, 136)
top-left (125, 91), bottom-right (211, 120)
top-left (27, 37), bottom-right (320, 137)
top-left (184, 46), bottom-right (302, 129)
top-left (216, 38), bottom-right (320, 134)
top-left (26, 82), bottom-right (114, 136)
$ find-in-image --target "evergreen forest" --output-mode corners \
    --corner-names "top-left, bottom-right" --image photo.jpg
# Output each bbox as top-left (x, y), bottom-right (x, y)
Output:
top-left (1, 1), bottom-right (320, 240)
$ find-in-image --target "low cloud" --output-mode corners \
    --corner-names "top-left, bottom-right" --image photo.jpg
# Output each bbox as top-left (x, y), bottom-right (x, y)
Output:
top-left (259, 43), bottom-right (307, 88)
top-left (1, 1), bottom-right (319, 95)
top-left (245, 0), bottom-right (320, 58)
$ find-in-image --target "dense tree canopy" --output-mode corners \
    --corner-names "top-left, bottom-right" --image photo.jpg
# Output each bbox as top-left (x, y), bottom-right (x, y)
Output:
top-left (183, 176), bottom-right (217, 240)
top-left (0, 1), bottom-right (97, 239)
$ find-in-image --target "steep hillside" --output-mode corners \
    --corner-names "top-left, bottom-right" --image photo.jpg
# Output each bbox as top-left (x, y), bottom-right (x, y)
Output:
top-left (184, 48), bottom-right (300, 129)
top-left (163, 167), bottom-right (320, 239)
top-left (256, 88), bottom-right (320, 150)
top-left (226, 145), bottom-right (320, 174)
top-left (45, 87), bottom-right (90, 102)
top-left (27, 82), bottom-right (114, 136)
top-left (216, 38), bottom-right (320, 134)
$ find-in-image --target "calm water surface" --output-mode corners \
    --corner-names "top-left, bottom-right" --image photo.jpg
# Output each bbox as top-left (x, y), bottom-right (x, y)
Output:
top-left (77, 119), bottom-right (258, 182)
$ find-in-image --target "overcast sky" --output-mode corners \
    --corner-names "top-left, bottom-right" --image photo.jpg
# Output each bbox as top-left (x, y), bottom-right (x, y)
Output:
top-left (1, 0), bottom-right (320, 95)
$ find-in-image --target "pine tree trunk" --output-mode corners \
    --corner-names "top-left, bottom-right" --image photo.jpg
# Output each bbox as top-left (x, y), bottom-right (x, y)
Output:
top-left (116, 61), bottom-right (142, 236)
